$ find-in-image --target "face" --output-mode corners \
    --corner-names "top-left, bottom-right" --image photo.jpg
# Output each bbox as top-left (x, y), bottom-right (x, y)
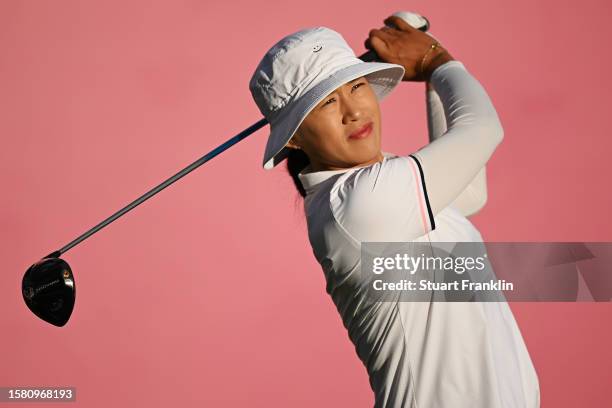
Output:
top-left (286, 76), bottom-right (383, 171)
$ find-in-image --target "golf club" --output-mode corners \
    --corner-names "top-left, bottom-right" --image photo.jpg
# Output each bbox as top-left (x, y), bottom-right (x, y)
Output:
top-left (21, 11), bottom-right (431, 327)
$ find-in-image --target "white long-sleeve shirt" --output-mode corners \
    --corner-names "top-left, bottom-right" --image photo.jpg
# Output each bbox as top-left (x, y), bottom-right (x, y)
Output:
top-left (298, 60), bottom-right (540, 407)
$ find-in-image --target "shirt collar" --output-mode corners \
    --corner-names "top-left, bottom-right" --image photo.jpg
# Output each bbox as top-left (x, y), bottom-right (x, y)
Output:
top-left (298, 151), bottom-right (396, 194)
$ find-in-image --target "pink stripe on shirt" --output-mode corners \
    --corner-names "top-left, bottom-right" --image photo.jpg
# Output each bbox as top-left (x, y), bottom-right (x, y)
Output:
top-left (408, 157), bottom-right (429, 234)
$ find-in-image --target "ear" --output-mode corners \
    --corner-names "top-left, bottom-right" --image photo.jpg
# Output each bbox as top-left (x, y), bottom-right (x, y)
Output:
top-left (285, 133), bottom-right (302, 150)
top-left (285, 140), bottom-right (301, 150)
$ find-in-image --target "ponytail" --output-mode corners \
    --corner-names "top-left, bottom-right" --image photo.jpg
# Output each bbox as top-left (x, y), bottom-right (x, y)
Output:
top-left (286, 148), bottom-right (310, 198)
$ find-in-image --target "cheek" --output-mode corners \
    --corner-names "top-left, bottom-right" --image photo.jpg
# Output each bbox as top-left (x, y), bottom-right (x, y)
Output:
top-left (306, 115), bottom-right (344, 146)
top-left (369, 95), bottom-right (381, 118)
top-left (370, 104), bottom-right (382, 134)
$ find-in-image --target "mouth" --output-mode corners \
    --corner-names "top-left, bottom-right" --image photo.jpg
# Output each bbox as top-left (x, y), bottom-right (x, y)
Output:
top-left (348, 121), bottom-right (373, 140)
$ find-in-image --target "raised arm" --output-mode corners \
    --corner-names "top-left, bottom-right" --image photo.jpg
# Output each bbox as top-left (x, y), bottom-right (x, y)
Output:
top-left (364, 18), bottom-right (503, 219)
top-left (411, 60), bottom-right (503, 217)
top-left (425, 81), bottom-right (489, 217)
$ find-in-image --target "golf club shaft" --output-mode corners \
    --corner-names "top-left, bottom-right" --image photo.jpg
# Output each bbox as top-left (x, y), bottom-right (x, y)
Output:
top-left (48, 118), bottom-right (268, 258)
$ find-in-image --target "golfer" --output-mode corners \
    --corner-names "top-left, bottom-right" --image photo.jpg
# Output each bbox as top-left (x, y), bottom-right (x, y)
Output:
top-left (249, 15), bottom-right (540, 408)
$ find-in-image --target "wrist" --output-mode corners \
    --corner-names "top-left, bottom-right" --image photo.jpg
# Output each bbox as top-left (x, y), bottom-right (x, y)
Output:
top-left (423, 50), bottom-right (455, 82)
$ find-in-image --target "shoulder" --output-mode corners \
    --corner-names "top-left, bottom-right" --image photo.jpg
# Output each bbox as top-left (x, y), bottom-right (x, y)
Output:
top-left (329, 155), bottom-right (434, 242)
top-left (330, 155), bottom-right (416, 210)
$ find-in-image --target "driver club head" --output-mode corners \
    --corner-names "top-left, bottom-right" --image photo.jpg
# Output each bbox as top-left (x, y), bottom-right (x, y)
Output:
top-left (22, 255), bottom-right (75, 327)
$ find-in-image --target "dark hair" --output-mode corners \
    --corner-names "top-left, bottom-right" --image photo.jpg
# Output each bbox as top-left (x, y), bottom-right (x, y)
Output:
top-left (286, 148), bottom-right (310, 198)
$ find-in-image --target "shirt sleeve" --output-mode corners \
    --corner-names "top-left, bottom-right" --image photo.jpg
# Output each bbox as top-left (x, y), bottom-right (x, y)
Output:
top-left (414, 60), bottom-right (504, 217)
top-left (329, 154), bottom-right (435, 244)
top-left (426, 82), bottom-right (488, 217)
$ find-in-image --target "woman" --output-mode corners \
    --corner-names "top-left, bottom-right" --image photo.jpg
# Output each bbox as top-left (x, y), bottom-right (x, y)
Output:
top-left (249, 15), bottom-right (540, 408)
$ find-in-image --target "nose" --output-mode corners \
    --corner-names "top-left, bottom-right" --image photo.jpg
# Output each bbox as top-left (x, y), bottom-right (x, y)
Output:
top-left (341, 97), bottom-right (363, 125)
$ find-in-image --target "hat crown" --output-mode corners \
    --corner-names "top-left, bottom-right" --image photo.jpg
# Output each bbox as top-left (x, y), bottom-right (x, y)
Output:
top-left (249, 27), bottom-right (358, 122)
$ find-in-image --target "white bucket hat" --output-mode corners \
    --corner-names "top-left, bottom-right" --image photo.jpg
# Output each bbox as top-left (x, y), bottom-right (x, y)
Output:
top-left (249, 26), bottom-right (405, 170)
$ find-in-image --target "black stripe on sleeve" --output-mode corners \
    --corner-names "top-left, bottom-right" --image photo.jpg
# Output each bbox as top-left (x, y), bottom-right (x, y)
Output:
top-left (408, 154), bottom-right (436, 231)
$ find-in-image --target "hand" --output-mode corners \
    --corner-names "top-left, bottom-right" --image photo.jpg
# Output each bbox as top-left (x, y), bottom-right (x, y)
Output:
top-left (364, 15), bottom-right (455, 82)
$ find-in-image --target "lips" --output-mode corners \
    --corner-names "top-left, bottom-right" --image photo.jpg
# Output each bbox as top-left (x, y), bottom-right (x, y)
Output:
top-left (349, 121), bottom-right (373, 139)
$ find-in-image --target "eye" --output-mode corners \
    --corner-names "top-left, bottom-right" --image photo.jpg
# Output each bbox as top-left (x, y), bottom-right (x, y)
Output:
top-left (352, 81), bottom-right (365, 91)
top-left (322, 97), bottom-right (336, 107)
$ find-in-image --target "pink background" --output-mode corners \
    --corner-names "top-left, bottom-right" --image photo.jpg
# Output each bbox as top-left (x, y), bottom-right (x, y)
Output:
top-left (1, 0), bottom-right (610, 406)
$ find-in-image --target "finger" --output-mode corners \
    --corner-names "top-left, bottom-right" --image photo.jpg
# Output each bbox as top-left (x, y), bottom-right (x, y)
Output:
top-left (369, 35), bottom-right (390, 59)
top-left (369, 28), bottom-right (395, 42)
top-left (380, 26), bottom-right (400, 36)
top-left (384, 15), bottom-right (414, 32)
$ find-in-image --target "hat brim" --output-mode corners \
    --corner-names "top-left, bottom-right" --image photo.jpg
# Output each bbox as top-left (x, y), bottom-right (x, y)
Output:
top-left (262, 61), bottom-right (405, 170)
